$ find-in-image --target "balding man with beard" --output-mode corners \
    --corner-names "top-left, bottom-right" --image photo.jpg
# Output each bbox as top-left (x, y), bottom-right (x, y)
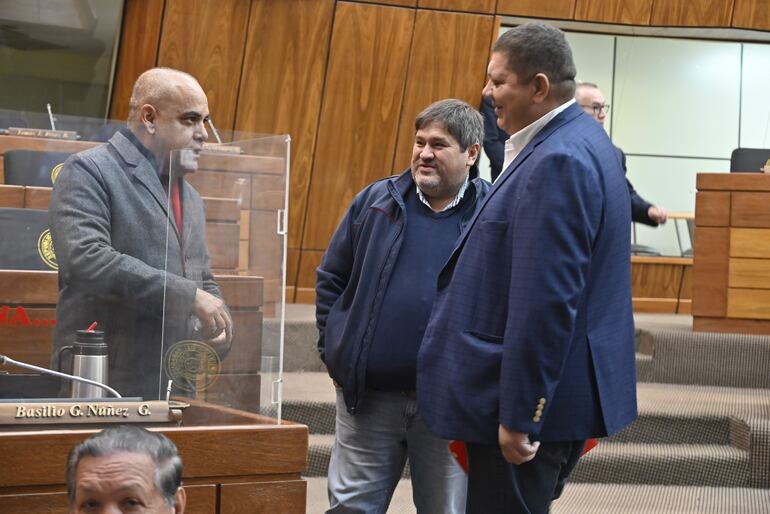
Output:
top-left (50, 68), bottom-right (232, 399)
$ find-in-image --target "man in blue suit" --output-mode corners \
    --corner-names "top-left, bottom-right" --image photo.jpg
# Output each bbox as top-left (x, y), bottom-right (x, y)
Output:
top-left (417, 23), bottom-right (638, 513)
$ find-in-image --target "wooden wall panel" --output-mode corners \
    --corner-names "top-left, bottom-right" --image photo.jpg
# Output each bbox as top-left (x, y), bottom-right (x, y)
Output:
top-left (731, 192), bottom-right (770, 227)
top-left (220, 480), bottom-right (306, 514)
top-left (418, 0), bottom-right (496, 13)
top-left (234, 0), bottom-right (334, 250)
top-left (732, 0), bottom-right (770, 30)
top-left (727, 288), bottom-right (770, 320)
top-left (392, 10), bottom-right (494, 172)
top-left (692, 227), bottom-right (729, 317)
top-left (109, 0), bottom-right (166, 120)
top-left (497, 0), bottom-right (576, 19)
top-left (302, 2), bottom-right (415, 250)
top-left (157, 0), bottom-right (250, 133)
top-left (295, 250), bottom-right (325, 304)
top-left (575, 0), bottom-right (653, 24)
top-left (730, 228), bottom-right (770, 258)
top-left (729, 258), bottom-right (770, 289)
top-left (354, 0), bottom-right (417, 6)
top-left (651, 0), bottom-right (734, 27)
top-left (695, 191), bottom-right (730, 227)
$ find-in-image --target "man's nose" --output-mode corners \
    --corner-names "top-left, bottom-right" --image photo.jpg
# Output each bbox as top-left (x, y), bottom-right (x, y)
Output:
top-left (420, 145), bottom-right (434, 159)
top-left (196, 121), bottom-right (208, 141)
top-left (482, 80), bottom-right (492, 97)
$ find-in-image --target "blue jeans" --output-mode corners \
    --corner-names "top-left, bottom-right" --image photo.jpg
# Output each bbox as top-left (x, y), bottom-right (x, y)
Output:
top-left (327, 389), bottom-right (467, 514)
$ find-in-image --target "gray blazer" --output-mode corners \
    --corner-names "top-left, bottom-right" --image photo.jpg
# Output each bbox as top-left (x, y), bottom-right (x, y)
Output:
top-left (49, 131), bottom-right (222, 399)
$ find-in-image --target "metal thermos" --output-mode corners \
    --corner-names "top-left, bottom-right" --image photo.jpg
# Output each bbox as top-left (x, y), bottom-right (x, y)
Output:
top-left (58, 330), bottom-right (109, 398)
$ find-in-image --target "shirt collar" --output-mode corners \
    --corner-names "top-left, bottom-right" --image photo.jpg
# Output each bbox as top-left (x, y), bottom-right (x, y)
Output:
top-left (499, 98), bottom-right (576, 181)
top-left (416, 174), bottom-right (470, 212)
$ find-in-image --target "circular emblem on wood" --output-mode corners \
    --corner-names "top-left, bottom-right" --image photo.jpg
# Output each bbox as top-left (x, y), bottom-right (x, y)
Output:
top-left (164, 340), bottom-right (220, 392)
top-left (51, 163), bottom-right (64, 184)
top-left (37, 229), bottom-right (58, 270)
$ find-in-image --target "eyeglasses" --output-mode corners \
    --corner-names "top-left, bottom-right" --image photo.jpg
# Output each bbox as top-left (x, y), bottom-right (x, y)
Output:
top-left (580, 103), bottom-right (610, 115)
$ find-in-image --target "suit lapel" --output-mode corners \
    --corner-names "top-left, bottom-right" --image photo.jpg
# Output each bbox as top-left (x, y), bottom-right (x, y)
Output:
top-left (109, 132), bottom-right (182, 240)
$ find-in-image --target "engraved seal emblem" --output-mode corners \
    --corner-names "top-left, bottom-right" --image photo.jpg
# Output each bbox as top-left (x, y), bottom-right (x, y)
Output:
top-left (164, 341), bottom-right (220, 392)
top-left (51, 163), bottom-right (64, 184)
top-left (37, 229), bottom-right (57, 270)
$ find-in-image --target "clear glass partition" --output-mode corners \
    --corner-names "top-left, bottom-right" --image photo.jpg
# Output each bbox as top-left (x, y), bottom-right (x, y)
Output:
top-left (0, 111), bottom-right (288, 424)
top-left (163, 137), bottom-right (289, 422)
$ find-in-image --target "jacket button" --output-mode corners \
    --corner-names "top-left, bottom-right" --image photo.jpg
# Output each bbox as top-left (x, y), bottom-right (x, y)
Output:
top-left (533, 415), bottom-right (541, 422)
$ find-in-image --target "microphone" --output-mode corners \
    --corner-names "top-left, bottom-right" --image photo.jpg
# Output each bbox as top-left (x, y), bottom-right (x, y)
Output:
top-left (0, 354), bottom-right (122, 399)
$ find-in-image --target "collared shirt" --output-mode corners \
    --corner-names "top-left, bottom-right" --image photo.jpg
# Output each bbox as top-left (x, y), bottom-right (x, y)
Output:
top-left (416, 175), bottom-right (470, 212)
top-left (500, 98), bottom-right (576, 181)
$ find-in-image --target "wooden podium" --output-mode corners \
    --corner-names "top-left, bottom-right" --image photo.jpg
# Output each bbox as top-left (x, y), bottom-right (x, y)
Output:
top-left (693, 172), bottom-right (770, 334)
top-left (0, 401), bottom-right (308, 513)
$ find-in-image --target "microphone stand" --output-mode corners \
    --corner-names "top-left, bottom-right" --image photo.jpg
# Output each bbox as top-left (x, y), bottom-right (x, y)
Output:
top-left (0, 355), bottom-right (122, 399)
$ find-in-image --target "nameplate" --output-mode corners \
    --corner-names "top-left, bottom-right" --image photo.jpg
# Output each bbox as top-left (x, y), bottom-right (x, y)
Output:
top-left (0, 400), bottom-right (181, 425)
top-left (6, 127), bottom-right (80, 140)
top-left (202, 142), bottom-right (242, 154)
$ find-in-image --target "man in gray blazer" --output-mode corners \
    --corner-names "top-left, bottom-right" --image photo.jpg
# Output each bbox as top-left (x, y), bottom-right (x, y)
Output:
top-left (49, 68), bottom-right (232, 399)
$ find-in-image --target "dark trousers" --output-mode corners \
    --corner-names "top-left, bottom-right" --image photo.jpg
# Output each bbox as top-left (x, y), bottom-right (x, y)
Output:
top-left (465, 440), bottom-right (585, 514)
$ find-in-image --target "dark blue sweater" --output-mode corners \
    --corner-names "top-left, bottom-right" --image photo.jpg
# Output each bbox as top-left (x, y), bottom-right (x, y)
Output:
top-left (366, 186), bottom-right (474, 391)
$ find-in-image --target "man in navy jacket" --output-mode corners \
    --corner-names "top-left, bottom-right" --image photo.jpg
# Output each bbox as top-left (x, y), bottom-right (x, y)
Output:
top-left (417, 23), bottom-right (637, 513)
top-left (316, 99), bottom-right (490, 513)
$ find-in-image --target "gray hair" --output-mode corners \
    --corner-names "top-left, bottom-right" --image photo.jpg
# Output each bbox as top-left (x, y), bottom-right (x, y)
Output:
top-left (128, 67), bottom-right (200, 122)
top-left (493, 22), bottom-right (577, 102)
top-left (66, 425), bottom-right (183, 507)
top-left (414, 98), bottom-right (484, 151)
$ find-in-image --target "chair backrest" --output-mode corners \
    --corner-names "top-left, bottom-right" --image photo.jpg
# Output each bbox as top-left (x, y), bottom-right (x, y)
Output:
top-left (3, 150), bottom-right (73, 187)
top-left (0, 207), bottom-right (57, 270)
top-left (730, 148), bottom-right (770, 173)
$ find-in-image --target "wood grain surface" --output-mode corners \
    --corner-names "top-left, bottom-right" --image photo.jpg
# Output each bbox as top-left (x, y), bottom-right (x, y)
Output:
top-left (234, 0), bottom-right (334, 249)
top-left (497, 0), bottom-right (576, 18)
top-left (418, 0), bottom-right (496, 13)
top-left (731, 0), bottom-right (770, 30)
top-left (302, 2), bottom-right (415, 250)
top-left (575, 0), bottom-right (653, 24)
top-left (157, 0), bottom-right (250, 133)
top-left (109, 0), bottom-right (166, 120)
top-left (392, 9), bottom-right (494, 172)
top-left (651, 0), bottom-right (734, 27)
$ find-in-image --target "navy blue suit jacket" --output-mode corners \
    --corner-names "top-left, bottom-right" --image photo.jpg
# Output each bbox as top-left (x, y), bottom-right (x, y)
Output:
top-left (417, 102), bottom-right (637, 444)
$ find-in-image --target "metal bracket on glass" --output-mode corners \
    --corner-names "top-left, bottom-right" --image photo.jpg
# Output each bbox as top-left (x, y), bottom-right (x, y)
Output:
top-left (271, 378), bottom-right (283, 405)
top-left (276, 209), bottom-right (287, 236)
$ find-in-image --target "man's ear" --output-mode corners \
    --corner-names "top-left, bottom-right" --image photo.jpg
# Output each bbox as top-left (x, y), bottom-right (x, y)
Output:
top-left (140, 104), bottom-right (157, 134)
top-left (466, 142), bottom-right (481, 166)
top-left (174, 486), bottom-right (186, 513)
top-left (530, 73), bottom-right (551, 104)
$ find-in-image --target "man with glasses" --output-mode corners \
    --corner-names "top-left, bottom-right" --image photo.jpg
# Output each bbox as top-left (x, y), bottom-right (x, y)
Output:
top-left (576, 82), bottom-right (668, 226)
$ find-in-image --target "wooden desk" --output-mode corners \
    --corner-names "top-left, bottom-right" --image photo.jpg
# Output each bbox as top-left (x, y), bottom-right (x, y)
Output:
top-left (693, 172), bottom-right (770, 334)
top-left (632, 256), bottom-right (692, 314)
top-left (0, 401), bottom-right (308, 513)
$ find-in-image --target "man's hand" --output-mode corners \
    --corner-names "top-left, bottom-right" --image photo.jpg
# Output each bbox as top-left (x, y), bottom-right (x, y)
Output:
top-left (193, 288), bottom-right (233, 343)
top-left (499, 424), bottom-right (540, 464)
top-left (648, 205), bottom-right (668, 224)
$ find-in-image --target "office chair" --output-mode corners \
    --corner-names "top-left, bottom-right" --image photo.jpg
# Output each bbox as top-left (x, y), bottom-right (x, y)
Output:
top-left (3, 150), bottom-right (73, 187)
top-left (730, 148), bottom-right (770, 173)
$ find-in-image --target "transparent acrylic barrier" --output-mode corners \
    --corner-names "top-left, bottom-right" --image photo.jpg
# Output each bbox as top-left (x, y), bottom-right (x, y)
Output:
top-left (162, 136), bottom-right (289, 423)
top-left (0, 115), bottom-right (177, 401)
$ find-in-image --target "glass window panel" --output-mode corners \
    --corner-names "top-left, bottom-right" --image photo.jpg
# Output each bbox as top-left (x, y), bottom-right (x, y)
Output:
top-left (614, 37), bottom-right (740, 159)
top-left (740, 43), bottom-right (770, 149)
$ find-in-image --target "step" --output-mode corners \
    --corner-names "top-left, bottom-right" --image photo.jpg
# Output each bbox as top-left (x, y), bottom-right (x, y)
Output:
top-left (305, 478), bottom-right (770, 514)
top-left (571, 442), bottom-right (750, 487)
top-left (553, 484), bottom-right (770, 514)
top-left (283, 374), bottom-right (770, 444)
top-left (634, 313), bottom-right (770, 389)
